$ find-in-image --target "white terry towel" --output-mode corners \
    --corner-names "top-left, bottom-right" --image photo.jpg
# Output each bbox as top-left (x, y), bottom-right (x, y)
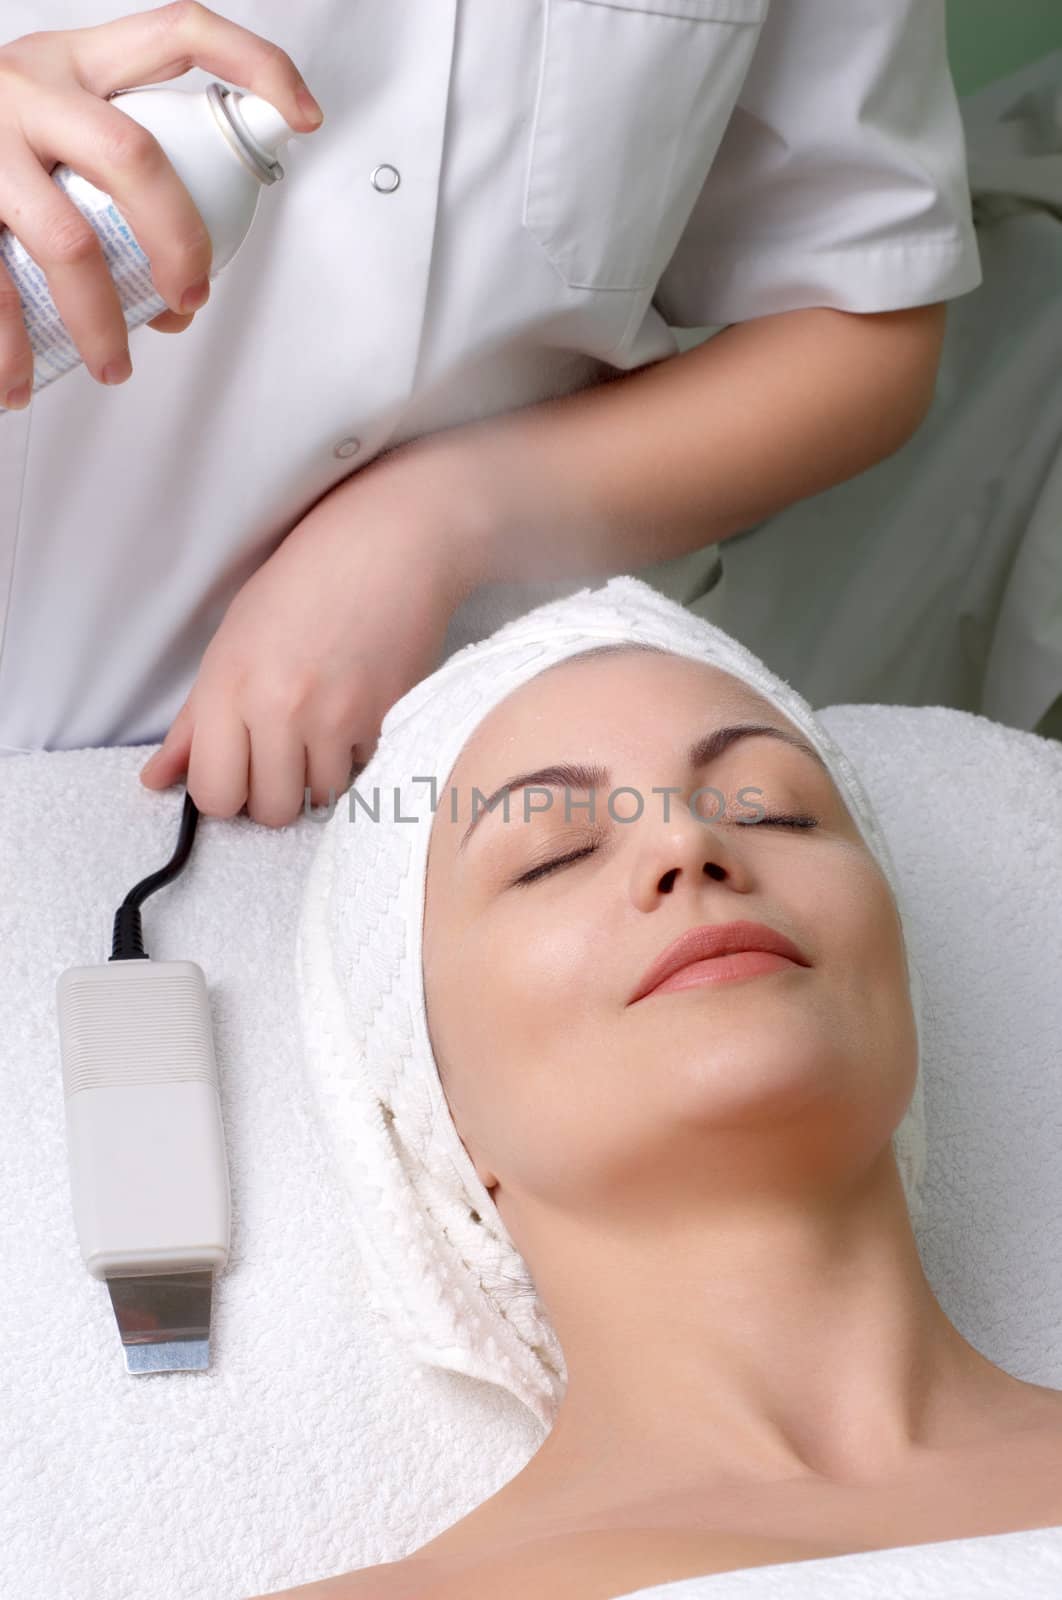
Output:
top-left (1, 621), bottom-right (1060, 1597)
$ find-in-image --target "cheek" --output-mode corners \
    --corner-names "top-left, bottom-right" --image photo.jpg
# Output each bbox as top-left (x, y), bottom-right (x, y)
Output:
top-left (821, 858), bottom-right (916, 1057)
top-left (450, 903), bottom-right (606, 1063)
top-left (425, 899), bottom-right (609, 1161)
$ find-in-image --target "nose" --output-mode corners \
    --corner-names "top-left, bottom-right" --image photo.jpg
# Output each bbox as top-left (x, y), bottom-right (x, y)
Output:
top-left (629, 800), bottom-right (748, 908)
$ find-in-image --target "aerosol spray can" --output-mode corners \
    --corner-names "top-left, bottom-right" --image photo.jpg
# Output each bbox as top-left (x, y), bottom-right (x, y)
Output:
top-left (0, 81), bottom-right (299, 409)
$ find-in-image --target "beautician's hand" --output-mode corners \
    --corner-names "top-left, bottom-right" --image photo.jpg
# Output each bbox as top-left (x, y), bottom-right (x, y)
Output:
top-left (137, 448), bottom-right (481, 828)
top-left (0, 2), bottom-right (324, 406)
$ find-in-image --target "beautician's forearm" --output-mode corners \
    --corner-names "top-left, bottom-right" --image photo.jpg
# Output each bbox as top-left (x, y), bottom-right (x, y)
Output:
top-left (406, 303), bottom-right (947, 592)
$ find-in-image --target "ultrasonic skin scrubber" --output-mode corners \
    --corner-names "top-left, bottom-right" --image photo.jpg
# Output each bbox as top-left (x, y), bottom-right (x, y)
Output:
top-left (55, 791), bottom-right (228, 1373)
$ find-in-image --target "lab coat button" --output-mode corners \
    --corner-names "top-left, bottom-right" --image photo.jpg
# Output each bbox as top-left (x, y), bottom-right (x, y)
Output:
top-left (370, 164), bottom-right (401, 194)
top-left (333, 437), bottom-right (362, 459)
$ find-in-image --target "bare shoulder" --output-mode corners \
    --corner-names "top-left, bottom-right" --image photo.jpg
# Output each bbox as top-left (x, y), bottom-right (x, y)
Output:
top-left (997, 1381), bottom-right (1062, 1465)
top-left (345, 1527), bottom-right (855, 1600)
top-left (1023, 1381), bottom-right (1062, 1430)
top-left (249, 1390), bottom-right (1062, 1600)
top-left (248, 1557), bottom-right (437, 1598)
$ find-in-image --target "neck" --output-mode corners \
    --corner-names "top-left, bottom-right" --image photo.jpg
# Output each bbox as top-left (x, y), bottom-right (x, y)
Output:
top-left (498, 1155), bottom-right (1023, 1522)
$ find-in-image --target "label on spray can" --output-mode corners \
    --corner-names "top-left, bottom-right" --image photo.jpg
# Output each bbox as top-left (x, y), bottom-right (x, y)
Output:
top-left (0, 166), bottom-right (170, 392)
top-left (0, 83), bottom-right (298, 409)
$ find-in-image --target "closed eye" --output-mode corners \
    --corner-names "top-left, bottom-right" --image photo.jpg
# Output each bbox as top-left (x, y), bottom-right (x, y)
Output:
top-left (513, 844), bottom-right (599, 887)
top-left (739, 812), bottom-right (819, 830)
top-left (512, 813), bottom-right (819, 886)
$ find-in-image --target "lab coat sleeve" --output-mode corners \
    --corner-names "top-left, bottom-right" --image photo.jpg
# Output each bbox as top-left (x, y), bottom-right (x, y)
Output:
top-left (652, 0), bottom-right (984, 327)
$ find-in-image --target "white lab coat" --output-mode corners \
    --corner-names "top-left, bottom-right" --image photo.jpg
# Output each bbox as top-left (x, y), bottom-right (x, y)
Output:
top-left (711, 53), bottom-right (1062, 739)
top-left (0, 0), bottom-right (983, 754)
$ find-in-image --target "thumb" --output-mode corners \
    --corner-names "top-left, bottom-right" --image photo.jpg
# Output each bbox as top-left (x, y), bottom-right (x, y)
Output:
top-left (140, 699), bottom-right (194, 789)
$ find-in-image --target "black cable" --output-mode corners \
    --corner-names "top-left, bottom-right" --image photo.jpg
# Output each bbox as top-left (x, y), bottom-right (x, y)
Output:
top-left (110, 790), bottom-right (201, 962)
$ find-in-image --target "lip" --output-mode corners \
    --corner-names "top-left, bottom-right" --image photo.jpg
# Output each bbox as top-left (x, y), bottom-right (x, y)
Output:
top-left (627, 919), bottom-right (812, 1006)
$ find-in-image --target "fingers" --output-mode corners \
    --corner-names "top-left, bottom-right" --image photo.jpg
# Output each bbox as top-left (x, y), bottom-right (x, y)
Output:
top-left (140, 695), bottom-right (359, 829)
top-left (185, 703), bottom-right (250, 821)
top-left (16, 81), bottom-right (214, 321)
top-left (245, 714), bottom-right (308, 828)
top-left (305, 741), bottom-right (357, 813)
top-left (0, 4), bottom-right (324, 398)
top-left (239, 730), bottom-right (357, 826)
top-left (139, 696), bottom-right (194, 789)
top-left (0, 133), bottom-right (133, 390)
top-left (139, 698), bottom-right (252, 826)
top-left (245, 731), bottom-right (357, 827)
top-left (70, 3), bottom-right (324, 135)
top-left (0, 256), bottom-right (33, 407)
top-left (146, 307), bottom-right (195, 333)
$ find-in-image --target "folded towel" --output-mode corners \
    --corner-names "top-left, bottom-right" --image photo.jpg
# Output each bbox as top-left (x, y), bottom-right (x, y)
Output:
top-left (1, 691), bottom-right (1059, 1598)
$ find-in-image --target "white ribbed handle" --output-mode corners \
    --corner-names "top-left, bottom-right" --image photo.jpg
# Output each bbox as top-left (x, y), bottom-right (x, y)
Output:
top-left (56, 959), bottom-right (230, 1282)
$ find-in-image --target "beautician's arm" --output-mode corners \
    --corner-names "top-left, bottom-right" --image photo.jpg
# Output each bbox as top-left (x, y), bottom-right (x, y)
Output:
top-left (139, 301), bottom-right (946, 826)
top-left (405, 302), bottom-right (947, 592)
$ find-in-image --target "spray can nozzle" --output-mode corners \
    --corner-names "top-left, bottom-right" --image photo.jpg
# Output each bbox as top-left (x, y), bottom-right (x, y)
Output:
top-left (206, 82), bottom-right (296, 185)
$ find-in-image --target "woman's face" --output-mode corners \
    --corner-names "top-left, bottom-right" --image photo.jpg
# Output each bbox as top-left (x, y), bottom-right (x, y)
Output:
top-left (422, 646), bottom-right (918, 1265)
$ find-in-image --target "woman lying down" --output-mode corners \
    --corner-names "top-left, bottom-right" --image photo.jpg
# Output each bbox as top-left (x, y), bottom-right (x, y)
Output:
top-left (276, 575), bottom-right (1062, 1600)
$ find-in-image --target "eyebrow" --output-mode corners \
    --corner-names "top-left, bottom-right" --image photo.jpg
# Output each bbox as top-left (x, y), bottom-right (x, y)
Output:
top-left (457, 722), bottom-right (830, 853)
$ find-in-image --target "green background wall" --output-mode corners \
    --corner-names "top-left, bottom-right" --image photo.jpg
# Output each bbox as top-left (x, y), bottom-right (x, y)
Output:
top-left (944, 3), bottom-right (1062, 739)
top-left (947, 0), bottom-right (1062, 95)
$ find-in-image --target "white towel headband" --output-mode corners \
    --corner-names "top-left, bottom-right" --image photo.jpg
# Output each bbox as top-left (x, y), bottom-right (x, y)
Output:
top-left (295, 575), bottom-right (927, 1430)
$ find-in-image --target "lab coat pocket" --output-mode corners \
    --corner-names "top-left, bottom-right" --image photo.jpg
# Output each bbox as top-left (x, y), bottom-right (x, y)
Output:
top-left (523, 0), bottom-right (768, 292)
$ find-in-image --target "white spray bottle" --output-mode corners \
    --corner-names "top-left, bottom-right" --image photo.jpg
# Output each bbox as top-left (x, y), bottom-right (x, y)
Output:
top-left (0, 81), bottom-right (299, 408)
